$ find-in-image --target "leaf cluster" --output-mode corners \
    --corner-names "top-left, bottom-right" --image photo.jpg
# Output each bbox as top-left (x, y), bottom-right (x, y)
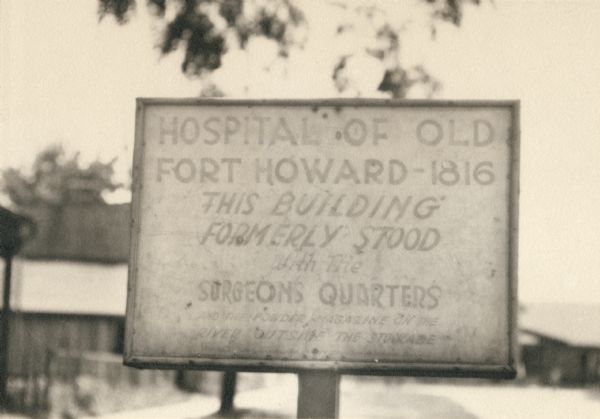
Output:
top-left (99, 0), bottom-right (305, 75)
top-left (98, 0), bottom-right (481, 96)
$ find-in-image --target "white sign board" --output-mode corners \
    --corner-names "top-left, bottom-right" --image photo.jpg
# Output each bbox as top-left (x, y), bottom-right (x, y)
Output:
top-left (125, 99), bottom-right (519, 377)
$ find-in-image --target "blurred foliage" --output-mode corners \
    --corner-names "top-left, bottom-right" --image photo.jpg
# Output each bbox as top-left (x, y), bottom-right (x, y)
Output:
top-left (99, 0), bottom-right (481, 97)
top-left (199, 81), bottom-right (226, 97)
top-left (377, 66), bottom-right (442, 99)
top-left (99, 0), bottom-right (305, 75)
top-left (1, 145), bottom-right (122, 206)
top-left (331, 0), bottom-right (479, 98)
top-left (427, 0), bottom-right (481, 27)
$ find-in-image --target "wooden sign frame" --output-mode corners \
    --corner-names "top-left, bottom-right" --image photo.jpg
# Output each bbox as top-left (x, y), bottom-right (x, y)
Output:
top-left (125, 98), bottom-right (519, 379)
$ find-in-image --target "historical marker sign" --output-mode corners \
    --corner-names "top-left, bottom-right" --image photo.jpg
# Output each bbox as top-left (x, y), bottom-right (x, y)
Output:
top-left (125, 99), bottom-right (519, 377)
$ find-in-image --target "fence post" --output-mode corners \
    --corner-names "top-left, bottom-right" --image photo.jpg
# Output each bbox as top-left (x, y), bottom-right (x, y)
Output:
top-left (43, 349), bottom-right (53, 412)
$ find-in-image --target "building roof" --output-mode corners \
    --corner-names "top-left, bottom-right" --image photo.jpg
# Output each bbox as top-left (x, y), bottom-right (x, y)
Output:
top-left (0, 204), bottom-right (130, 316)
top-left (0, 258), bottom-right (127, 316)
top-left (520, 303), bottom-right (600, 348)
top-left (18, 203), bottom-right (130, 263)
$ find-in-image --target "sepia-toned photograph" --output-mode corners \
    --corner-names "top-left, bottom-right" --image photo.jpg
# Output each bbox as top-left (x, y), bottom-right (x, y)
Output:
top-left (1, 1), bottom-right (599, 418)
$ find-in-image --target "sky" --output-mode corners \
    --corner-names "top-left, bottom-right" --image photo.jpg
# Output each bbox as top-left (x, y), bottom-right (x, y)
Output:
top-left (1, 0), bottom-right (599, 304)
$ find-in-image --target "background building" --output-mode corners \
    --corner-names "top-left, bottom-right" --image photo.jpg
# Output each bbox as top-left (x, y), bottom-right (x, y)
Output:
top-left (520, 304), bottom-right (600, 386)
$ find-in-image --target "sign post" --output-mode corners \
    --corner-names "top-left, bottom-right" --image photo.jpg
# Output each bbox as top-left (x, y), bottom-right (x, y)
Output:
top-left (219, 369), bottom-right (237, 415)
top-left (297, 370), bottom-right (339, 418)
top-left (125, 99), bottom-right (519, 416)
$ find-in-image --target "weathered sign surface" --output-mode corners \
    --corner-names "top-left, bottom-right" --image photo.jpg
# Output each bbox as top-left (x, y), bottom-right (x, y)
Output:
top-left (125, 99), bottom-right (519, 377)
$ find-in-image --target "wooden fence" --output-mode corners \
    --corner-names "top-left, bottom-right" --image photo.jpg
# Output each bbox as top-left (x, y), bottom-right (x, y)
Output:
top-left (6, 349), bottom-right (176, 415)
top-left (5, 346), bottom-right (52, 415)
top-left (50, 350), bottom-right (176, 386)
